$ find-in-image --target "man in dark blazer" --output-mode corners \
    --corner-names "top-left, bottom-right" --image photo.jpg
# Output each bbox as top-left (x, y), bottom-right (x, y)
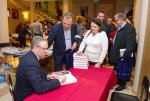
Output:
top-left (48, 12), bottom-right (77, 71)
top-left (109, 13), bottom-right (136, 91)
top-left (14, 36), bottom-right (66, 101)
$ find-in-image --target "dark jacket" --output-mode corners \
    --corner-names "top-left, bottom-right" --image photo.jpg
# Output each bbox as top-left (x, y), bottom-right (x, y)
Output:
top-left (14, 51), bottom-right (60, 101)
top-left (48, 23), bottom-right (77, 71)
top-left (109, 23), bottom-right (136, 64)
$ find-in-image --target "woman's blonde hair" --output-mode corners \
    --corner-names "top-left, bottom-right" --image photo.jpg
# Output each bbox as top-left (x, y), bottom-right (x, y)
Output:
top-left (76, 15), bottom-right (84, 23)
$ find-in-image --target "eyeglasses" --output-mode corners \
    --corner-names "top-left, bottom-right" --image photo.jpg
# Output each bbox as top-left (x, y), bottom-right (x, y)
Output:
top-left (98, 16), bottom-right (105, 17)
top-left (63, 22), bottom-right (72, 26)
top-left (37, 45), bottom-right (48, 51)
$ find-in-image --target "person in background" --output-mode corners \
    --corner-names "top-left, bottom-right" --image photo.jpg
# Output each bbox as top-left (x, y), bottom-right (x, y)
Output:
top-left (15, 23), bottom-right (23, 33)
top-left (109, 13), bottom-right (136, 91)
top-left (105, 17), bottom-right (116, 63)
top-left (18, 23), bottom-right (27, 48)
top-left (30, 16), bottom-right (43, 37)
top-left (55, 1), bottom-right (62, 21)
top-left (14, 36), bottom-right (66, 101)
top-left (77, 18), bottom-right (108, 68)
top-left (74, 15), bottom-right (85, 48)
top-left (97, 11), bottom-right (107, 27)
top-left (48, 12), bottom-right (77, 71)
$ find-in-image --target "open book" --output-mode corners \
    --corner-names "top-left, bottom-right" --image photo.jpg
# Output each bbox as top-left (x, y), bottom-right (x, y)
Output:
top-left (54, 71), bottom-right (77, 85)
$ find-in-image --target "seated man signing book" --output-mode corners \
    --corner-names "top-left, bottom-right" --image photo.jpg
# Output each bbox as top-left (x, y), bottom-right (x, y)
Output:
top-left (14, 36), bottom-right (66, 101)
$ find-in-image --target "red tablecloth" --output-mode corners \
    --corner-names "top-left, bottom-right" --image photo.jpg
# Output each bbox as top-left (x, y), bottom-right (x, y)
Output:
top-left (24, 66), bottom-right (117, 101)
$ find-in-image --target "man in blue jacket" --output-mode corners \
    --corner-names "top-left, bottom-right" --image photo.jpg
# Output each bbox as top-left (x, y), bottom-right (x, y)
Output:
top-left (14, 36), bottom-right (66, 101)
top-left (48, 12), bottom-right (77, 71)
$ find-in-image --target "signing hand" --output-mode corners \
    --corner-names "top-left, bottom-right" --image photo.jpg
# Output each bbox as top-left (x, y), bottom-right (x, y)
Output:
top-left (58, 76), bottom-right (66, 84)
top-left (47, 73), bottom-right (59, 79)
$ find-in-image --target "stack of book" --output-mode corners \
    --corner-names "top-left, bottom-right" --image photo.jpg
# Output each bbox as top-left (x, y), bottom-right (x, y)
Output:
top-left (73, 53), bottom-right (89, 69)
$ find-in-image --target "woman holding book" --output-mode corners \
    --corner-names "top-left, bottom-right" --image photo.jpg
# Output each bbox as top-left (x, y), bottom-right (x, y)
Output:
top-left (77, 18), bottom-right (108, 68)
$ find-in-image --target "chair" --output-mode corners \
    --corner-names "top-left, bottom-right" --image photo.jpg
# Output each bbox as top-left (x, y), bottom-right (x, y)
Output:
top-left (7, 74), bottom-right (16, 101)
top-left (110, 76), bottom-right (150, 101)
top-left (110, 92), bottom-right (139, 101)
top-left (140, 76), bottom-right (149, 101)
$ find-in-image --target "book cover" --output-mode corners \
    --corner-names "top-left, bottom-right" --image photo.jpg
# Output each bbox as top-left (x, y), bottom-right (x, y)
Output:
top-left (54, 71), bottom-right (77, 85)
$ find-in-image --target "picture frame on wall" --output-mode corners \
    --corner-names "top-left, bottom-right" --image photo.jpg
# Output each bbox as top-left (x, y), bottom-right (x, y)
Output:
top-left (80, 6), bottom-right (88, 17)
top-left (12, 9), bottom-right (19, 19)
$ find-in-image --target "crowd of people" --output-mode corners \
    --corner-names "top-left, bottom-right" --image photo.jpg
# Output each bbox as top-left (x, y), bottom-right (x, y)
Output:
top-left (15, 17), bottom-right (53, 48)
top-left (14, 12), bottom-right (137, 100)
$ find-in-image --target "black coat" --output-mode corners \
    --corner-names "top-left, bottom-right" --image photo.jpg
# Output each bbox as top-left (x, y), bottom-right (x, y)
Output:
top-left (109, 23), bottom-right (136, 64)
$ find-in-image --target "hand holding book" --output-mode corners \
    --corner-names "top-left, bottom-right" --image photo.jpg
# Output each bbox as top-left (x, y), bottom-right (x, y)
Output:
top-left (47, 72), bottom-right (66, 84)
top-left (47, 73), bottom-right (59, 79)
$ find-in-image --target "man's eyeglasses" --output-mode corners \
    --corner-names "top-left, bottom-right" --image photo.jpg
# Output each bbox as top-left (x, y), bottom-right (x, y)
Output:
top-left (37, 45), bottom-right (48, 51)
top-left (63, 22), bottom-right (72, 26)
top-left (98, 16), bottom-right (105, 17)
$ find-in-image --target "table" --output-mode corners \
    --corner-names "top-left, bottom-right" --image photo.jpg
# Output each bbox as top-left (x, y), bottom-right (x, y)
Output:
top-left (2, 47), bottom-right (54, 71)
top-left (24, 66), bottom-right (117, 101)
top-left (10, 34), bottom-right (32, 46)
top-left (2, 47), bottom-right (31, 57)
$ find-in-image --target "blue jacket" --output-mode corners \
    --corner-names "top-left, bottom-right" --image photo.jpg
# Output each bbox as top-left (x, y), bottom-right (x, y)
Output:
top-left (14, 51), bottom-right (60, 101)
top-left (48, 23), bottom-right (77, 55)
top-left (48, 23), bottom-right (77, 71)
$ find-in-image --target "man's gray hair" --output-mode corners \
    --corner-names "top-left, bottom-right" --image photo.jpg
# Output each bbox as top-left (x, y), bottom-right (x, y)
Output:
top-left (63, 12), bottom-right (74, 19)
top-left (115, 13), bottom-right (126, 20)
top-left (31, 36), bottom-right (47, 49)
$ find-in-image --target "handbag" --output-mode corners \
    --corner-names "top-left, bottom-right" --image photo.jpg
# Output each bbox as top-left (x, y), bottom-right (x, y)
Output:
top-left (116, 57), bottom-right (134, 81)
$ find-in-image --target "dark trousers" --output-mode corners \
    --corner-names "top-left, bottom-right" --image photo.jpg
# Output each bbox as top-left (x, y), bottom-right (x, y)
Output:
top-left (118, 79), bottom-right (126, 86)
top-left (54, 49), bottom-right (75, 71)
top-left (18, 37), bottom-right (26, 48)
top-left (63, 49), bottom-right (75, 70)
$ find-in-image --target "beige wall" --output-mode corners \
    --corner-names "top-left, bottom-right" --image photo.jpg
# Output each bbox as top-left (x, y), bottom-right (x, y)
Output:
top-left (72, 0), bottom-right (94, 18)
top-left (137, 1), bottom-right (150, 96)
top-left (72, 0), bottom-right (116, 19)
top-left (115, 0), bottom-right (134, 14)
top-left (0, 0), bottom-right (9, 43)
top-left (8, 2), bottom-right (30, 34)
top-left (72, 0), bottom-right (133, 19)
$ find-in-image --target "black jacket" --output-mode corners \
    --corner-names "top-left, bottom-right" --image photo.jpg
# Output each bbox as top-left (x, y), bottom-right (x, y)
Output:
top-left (109, 23), bottom-right (136, 64)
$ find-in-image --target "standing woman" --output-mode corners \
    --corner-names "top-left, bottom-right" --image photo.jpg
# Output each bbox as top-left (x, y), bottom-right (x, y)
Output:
top-left (77, 18), bottom-right (108, 68)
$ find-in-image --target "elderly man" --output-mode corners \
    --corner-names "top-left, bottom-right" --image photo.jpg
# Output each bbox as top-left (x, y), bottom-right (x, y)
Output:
top-left (48, 12), bottom-right (77, 71)
top-left (14, 36), bottom-right (66, 101)
top-left (109, 13), bottom-right (136, 91)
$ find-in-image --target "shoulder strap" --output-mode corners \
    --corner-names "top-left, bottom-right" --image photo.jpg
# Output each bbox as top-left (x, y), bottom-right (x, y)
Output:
top-left (86, 30), bottom-right (92, 39)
